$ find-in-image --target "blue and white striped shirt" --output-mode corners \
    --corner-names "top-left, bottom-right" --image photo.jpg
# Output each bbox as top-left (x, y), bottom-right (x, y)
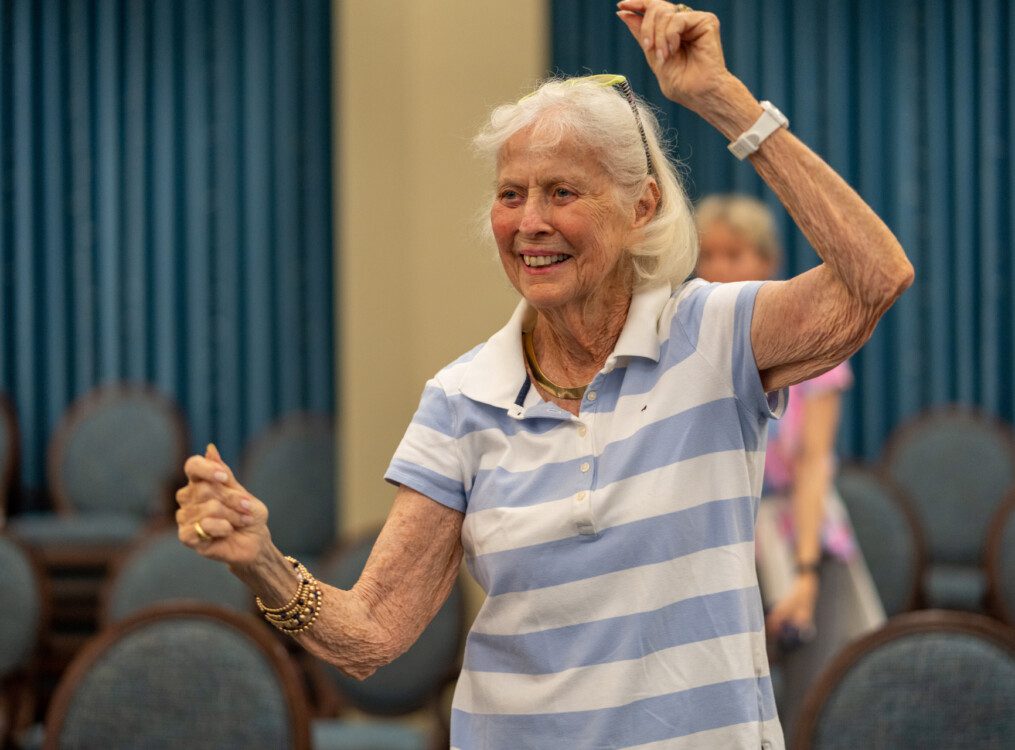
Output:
top-left (386, 279), bottom-right (787, 749)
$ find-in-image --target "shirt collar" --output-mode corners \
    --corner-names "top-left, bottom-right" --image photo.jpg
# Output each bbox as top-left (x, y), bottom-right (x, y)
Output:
top-left (459, 282), bottom-right (673, 410)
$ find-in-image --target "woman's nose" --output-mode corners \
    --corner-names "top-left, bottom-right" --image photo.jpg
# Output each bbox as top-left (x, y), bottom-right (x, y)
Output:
top-left (518, 200), bottom-right (552, 236)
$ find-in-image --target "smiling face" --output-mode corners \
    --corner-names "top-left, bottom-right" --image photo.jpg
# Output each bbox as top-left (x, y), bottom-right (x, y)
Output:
top-left (490, 129), bottom-right (640, 314)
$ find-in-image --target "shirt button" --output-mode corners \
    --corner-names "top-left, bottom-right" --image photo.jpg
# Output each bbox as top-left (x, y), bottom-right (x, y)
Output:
top-left (586, 391), bottom-right (597, 401)
top-left (580, 462), bottom-right (590, 473)
top-left (576, 492), bottom-right (587, 502)
top-left (577, 425), bottom-right (588, 437)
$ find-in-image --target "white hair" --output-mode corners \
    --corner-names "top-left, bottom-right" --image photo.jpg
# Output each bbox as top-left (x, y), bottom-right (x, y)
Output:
top-left (472, 77), bottom-right (698, 289)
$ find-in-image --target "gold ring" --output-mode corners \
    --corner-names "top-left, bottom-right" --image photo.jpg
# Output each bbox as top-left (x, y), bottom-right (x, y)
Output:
top-left (194, 520), bottom-right (212, 542)
top-left (674, 3), bottom-right (693, 11)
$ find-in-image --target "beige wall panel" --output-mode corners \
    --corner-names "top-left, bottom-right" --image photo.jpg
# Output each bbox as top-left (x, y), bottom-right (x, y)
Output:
top-left (335, 2), bottom-right (548, 535)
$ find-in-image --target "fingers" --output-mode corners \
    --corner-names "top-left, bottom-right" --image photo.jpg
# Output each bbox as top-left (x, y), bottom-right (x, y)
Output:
top-left (183, 447), bottom-right (251, 498)
top-left (657, 12), bottom-right (682, 65)
top-left (179, 515), bottom-right (234, 548)
top-left (643, 2), bottom-right (669, 64)
top-left (176, 495), bottom-right (255, 532)
top-left (616, 9), bottom-right (642, 40)
top-left (205, 442), bottom-right (224, 464)
top-left (175, 476), bottom-right (235, 508)
top-left (616, 1), bottom-right (718, 65)
top-left (184, 454), bottom-right (234, 485)
top-left (765, 607), bottom-right (788, 634)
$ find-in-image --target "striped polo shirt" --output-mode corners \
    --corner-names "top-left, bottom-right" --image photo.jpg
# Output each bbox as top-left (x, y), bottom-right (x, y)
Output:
top-left (386, 279), bottom-right (787, 749)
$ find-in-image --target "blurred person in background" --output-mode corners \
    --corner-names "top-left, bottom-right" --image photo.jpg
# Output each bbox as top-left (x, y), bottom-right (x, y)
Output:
top-left (697, 193), bottom-right (887, 741)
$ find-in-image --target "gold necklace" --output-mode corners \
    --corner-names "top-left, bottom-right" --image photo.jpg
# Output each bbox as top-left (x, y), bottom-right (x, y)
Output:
top-left (522, 330), bottom-right (588, 400)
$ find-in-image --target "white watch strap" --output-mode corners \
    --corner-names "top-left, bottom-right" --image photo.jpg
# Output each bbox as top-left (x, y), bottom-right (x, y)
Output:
top-left (727, 101), bottom-right (789, 160)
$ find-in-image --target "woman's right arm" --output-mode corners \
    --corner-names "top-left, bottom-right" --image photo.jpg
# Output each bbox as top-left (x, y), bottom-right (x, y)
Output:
top-left (177, 450), bottom-right (464, 679)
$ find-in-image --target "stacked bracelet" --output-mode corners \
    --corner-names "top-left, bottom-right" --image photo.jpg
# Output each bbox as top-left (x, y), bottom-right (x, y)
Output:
top-left (256, 556), bottom-right (323, 636)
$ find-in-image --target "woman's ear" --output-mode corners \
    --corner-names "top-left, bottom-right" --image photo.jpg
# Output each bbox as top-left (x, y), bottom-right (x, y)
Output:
top-left (633, 178), bottom-right (660, 228)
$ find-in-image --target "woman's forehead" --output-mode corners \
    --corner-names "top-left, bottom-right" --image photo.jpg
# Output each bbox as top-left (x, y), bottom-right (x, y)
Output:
top-left (496, 130), bottom-right (604, 180)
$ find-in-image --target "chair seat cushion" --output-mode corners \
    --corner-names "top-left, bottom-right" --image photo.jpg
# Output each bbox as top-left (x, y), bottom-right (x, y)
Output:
top-left (8, 512), bottom-right (143, 545)
top-left (924, 565), bottom-right (986, 611)
top-left (311, 720), bottom-right (427, 750)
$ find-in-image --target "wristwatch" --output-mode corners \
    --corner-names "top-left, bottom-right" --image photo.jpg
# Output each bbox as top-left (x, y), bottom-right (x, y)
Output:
top-left (727, 101), bottom-right (789, 160)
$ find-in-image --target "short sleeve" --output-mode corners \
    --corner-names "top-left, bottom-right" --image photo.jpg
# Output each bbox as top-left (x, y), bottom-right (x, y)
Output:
top-left (384, 379), bottom-right (468, 514)
top-left (732, 281), bottom-right (787, 420)
top-left (677, 279), bottom-right (787, 421)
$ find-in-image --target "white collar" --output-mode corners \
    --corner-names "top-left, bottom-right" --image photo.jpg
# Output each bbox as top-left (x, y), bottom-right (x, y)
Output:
top-left (459, 282), bottom-right (673, 411)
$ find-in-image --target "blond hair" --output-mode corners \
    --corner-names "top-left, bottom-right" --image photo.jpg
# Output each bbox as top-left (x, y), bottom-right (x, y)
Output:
top-left (695, 194), bottom-right (782, 265)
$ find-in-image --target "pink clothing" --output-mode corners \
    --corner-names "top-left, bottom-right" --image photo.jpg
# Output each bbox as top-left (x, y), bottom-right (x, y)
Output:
top-left (763, 361), bottom-right (857, 562)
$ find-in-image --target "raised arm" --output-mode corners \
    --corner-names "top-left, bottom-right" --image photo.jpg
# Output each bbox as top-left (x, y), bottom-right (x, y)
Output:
top-left (177, 448), bottom-right (463, 679)
top-left (618, 1), bottom-right (914, 391)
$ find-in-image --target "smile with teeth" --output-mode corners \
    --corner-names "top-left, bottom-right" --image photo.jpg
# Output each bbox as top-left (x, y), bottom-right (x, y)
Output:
top-left (522, 254), bottom-right (570, 268)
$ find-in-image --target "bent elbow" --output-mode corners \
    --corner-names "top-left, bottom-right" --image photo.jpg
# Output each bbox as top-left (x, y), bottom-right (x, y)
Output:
top-left (323, 644), bottom-right (398, 681)
top-left (870, 252), bottom-right (914, 312)
top-left (345, 663), bottom-right (382, 681)
top-left (894, 257), bottom-right (915, 296)
top-left (310, 628), bottom-right (404, 682)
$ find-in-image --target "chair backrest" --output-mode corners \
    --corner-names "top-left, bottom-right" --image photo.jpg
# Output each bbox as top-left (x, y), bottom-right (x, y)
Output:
top-left (240, 413), bottom-right (335, 558)
top-left (315, 529), bottom-right (465, 715)
top-left (101, 527), bottom-right (253, 625)
top-left (795, 610), bottom-right (1015, 750)
top-left (986, 495), bottom-right (1015, 625)
top-left (0, 534), bottom-right (45, 679)
top-left (44, 604), bottom-right (310, 750)
top-left (835, 465), bottom-right (925, 616)
top-left (48, 385), bottom-right (189, 519)
top-left (0, 394), bottom-right (20, 520)
top-left (884, 407), bottom-right (1015, 565)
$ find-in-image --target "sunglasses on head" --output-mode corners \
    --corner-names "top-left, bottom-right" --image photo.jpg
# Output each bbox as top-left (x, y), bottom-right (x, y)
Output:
top-left (522, 74), bottom-right (654, 176)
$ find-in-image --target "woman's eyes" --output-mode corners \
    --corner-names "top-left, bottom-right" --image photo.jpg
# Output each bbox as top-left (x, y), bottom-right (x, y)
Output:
top-left (498, 186), bottom-right (577, 204)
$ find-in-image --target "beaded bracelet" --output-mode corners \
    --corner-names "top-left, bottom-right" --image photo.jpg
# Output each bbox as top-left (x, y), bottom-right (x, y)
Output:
top-left (256, 556), bottom-right (323, 636)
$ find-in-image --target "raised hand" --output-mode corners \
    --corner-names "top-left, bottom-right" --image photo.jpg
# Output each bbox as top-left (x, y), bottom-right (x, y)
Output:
top-left (176, 443), bottom-right (272, 567)
top-left (616, 0), bottom-right (731, 115)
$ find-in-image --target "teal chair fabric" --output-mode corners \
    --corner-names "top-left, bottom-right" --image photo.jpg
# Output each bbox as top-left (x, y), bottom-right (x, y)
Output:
top-left (240, 414), bottom-right (335, 561)
top-left (103, 528), bottom-right (252, 624)
top-left (0, 534), bottom-right (42, 678)
top-left (311, 721), bottom-right (428, 750)
top-left (9, 513), bottom-right (144, 546)
top-left (311, 530), bottom-right (464, 749)
top-left (795, 611), bottom-right (1015, 750)
top-left (51, 386), bottom-right (188, 518)
top-left (835, 466), bottom-right (923, 616)
top-left (884, 409), bottom-right (1015, 611)
top-left (44, 605), bottom-right (310, 750)
top-left (0, 534), bottom-right (43, 749)
top-left (987, 499), bottom-right (1015, 626)
top-left (9, 385), bottom-right (187, 550)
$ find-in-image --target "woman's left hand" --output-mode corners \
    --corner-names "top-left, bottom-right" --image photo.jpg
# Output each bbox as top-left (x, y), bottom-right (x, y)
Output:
top-left (766, 573), bottom-right (819, 640)
top-left (616, 0), bottom-right (733, 115)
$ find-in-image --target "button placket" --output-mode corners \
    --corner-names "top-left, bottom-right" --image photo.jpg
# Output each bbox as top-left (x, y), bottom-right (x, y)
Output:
top-left (573, 436), bottom-right (596, 535)
top-left (573, 379), bottom-right (600, 536)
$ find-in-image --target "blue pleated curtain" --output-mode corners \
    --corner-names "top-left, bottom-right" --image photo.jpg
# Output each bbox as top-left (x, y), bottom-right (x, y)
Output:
top-left (0, 0), bottom-right (334, 498)
top-left (552, 0), bottom-right (1014, 461)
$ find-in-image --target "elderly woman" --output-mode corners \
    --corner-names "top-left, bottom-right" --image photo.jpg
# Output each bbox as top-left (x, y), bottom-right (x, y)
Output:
top-left (696, 194), bottom-right (887, 741)
top-left (175, 2), bottom-right (912, 748)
